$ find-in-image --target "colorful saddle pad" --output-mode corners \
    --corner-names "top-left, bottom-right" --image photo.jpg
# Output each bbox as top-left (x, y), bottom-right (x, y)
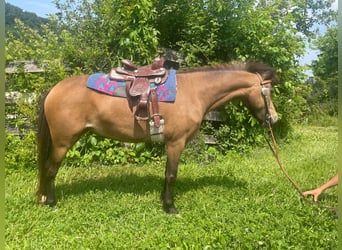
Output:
top-left (86, 69), bottom-right (177, 102)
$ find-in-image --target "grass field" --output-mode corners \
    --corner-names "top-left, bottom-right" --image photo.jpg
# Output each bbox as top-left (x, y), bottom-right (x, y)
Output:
top-left (6, 124), bottom-right (338, 249)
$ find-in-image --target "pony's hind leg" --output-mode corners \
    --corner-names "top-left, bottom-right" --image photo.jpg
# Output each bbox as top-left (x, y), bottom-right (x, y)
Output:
top-left (37, 145), bottom-right (68, 207)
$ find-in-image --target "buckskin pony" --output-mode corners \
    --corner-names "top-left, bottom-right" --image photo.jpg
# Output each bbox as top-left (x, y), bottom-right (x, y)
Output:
top-left (37, 60), bottom-right (278, 214)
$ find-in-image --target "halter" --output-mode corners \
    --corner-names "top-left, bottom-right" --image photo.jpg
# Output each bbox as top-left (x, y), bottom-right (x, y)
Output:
top-left (256, 73), bottom-right (273, 124)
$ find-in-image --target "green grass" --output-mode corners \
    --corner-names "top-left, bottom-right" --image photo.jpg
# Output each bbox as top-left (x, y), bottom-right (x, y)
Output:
top-left (6, 124), bottom-right (338, 249)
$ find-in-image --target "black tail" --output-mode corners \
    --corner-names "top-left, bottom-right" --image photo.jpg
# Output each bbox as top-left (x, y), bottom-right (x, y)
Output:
top-left (37, 91), bottom-right (51, 194)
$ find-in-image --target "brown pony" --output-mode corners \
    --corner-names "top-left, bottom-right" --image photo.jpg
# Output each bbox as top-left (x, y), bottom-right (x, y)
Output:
top-left (37, 61), bottom-right (278, 214)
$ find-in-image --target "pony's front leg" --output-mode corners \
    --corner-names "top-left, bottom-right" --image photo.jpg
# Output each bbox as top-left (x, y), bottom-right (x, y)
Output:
top-left (161, 141), bottom-right (185, 214)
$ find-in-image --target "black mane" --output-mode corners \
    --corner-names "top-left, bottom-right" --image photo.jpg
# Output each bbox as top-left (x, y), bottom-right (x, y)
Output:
top-left (178, 61), bottom-right (277, 82)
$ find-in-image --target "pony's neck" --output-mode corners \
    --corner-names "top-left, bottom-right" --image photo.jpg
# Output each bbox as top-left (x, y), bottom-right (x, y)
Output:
top-left (196, 70), bottom-right (256, 112)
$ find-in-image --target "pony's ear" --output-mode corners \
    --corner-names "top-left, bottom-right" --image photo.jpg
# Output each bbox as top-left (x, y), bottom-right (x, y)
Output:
top-left (260, 70), bottom-right (278, 82)
top-left (245, 61), bottom-right (278, 82)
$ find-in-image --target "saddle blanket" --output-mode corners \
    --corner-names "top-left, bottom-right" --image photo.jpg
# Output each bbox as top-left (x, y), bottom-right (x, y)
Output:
top-left (86, 69), bottom-right (177, 102)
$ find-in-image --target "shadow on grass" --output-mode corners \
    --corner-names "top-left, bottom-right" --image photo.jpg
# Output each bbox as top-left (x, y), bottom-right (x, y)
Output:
top-left (56, 172), bottom-right (247, 199)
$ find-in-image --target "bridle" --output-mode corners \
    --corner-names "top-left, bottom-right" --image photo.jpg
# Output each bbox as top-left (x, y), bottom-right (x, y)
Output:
top-left (255, 73), bottom-right (337, 214)
top-left (256, 73), bottom-right (273, 125)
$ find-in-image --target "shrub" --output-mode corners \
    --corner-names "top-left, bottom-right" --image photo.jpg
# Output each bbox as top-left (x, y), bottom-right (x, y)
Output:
top-left (5, 131), bottom-right (37, 172)
top-left (65, 133), bottom-right (163, 167)
top-left (200, 101), bottom-right (265, 153)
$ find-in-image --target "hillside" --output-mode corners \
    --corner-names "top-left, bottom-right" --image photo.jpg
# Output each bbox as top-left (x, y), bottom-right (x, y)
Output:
top-left (5, 2), bottom-right (48, 32)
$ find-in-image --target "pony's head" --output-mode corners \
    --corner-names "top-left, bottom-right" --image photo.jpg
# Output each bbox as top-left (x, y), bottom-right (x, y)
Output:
top-left (244, 62), bottom-right (278, 125)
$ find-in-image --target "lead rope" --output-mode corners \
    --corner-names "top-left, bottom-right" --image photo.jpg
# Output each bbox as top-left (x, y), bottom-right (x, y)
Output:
top-left (264, 122), bottom-right (337, 212)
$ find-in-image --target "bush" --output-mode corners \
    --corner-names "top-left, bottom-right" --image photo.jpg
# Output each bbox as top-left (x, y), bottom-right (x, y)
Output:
top-left (200, 101), bottom-right (265, 154)
top-left (65, 133), bottom-right (163, 167)
top-left (302, 100), bottom-right (338, 127)
top-left (5, 131), bottom-right (37, 172)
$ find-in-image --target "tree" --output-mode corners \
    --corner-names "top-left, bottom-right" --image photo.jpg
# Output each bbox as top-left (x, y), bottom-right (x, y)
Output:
top-left (311, 26), bottom-right (338, 102)
top-left (54, 0), bottom-right (160, 72)
top-left (6, 19), bottom-right (76, 93)
top-left (5, 18), bottom-right (79, 137)
top-left (5, 3), bottom-right (48, 33)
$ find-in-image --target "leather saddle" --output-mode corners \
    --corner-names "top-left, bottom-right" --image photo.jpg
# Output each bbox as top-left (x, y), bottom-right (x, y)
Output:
top-left (109, 56), bottom-right (168, 127)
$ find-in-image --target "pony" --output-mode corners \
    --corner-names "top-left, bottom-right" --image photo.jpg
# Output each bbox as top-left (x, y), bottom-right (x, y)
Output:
top-left (37, 61), bottom-right (278, 214)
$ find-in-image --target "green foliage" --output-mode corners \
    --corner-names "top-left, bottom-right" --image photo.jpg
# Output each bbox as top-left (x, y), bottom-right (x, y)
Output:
top-left (5, 20), bottom-right (73, 170)
top-left (5, 131), bottom-right (37, 172)
top-left (155, 0), bottom-right (334, 144)
top-left (310, 26), bottom-right (338, 102)
top-left (65, 134), bottom-right (163, 167)
top-left (303, 25), bottom-right (338, 122)
top-left (55, 0), bottom-right (160, 71)
top-left (312, 26), bottom-right (338, 77)
top-left (6, 19), bottom-right (77, 93)
top-left (302, 101), bottom-right (338, 126)
top-left (180, 133), bottom-right (223, 165)
top-left (200, 102), bottom-right (264, 153)
top-left (156, 0), bottom-right (220, 66)
top-left (5, 18), bottom-right (162, 168)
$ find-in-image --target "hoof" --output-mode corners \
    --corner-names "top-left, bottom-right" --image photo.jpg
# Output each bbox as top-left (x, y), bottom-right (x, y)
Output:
top-left (46, 199), bottom-right (57, 208)
top-left (40, 195), bottom-right (47, 204)
top-left (163, 204), bottom-right (179, 214)
top-left (37, 194), bottom-right (56, 207)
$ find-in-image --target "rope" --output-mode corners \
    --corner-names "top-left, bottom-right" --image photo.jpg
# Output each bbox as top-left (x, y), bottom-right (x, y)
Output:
top-left (264, 123), bottom-right (337, 212)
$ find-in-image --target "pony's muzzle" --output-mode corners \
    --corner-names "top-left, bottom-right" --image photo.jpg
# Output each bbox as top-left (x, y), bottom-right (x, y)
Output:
top-left (265, 113), bottom-right (279, 126)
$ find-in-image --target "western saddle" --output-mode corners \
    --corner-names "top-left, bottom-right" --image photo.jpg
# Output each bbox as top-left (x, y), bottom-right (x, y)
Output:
top-left (109, 56), bottom-right (168, 128)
